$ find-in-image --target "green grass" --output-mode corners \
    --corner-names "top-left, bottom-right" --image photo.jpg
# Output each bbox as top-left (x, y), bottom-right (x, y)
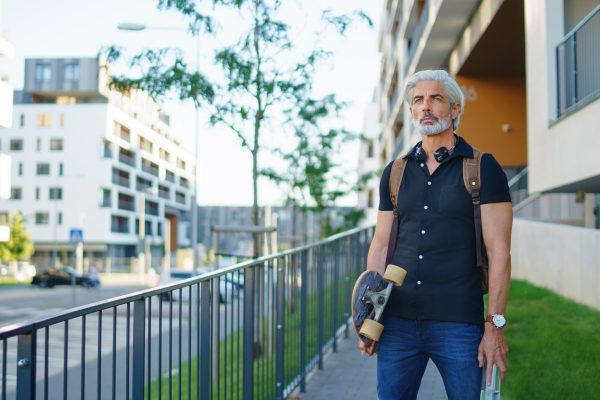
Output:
top-left (0, 276), bottom-right (30, 286)
top-left (500, 280), bottom-right (600, 399)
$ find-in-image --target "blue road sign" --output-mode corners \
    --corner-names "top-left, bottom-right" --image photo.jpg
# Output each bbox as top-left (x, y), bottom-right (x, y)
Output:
top-left (69, 229), bottom-right (83, 245)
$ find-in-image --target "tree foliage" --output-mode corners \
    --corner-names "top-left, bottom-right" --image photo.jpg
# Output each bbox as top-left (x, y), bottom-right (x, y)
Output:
top-left (99, 0), bottom-right (372, 253)
top-left (0, 212), bottom-right (34, 263)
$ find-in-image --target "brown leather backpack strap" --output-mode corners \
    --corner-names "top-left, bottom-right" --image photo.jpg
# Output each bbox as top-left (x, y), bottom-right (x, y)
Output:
top-left (385, 157), bottom-right (408, 267)
top-left (463, 147), bottom-right (484, 267)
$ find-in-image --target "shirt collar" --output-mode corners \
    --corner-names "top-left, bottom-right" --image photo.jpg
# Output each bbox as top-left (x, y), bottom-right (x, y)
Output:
top-left (402, 134), bottom-right (474, 160)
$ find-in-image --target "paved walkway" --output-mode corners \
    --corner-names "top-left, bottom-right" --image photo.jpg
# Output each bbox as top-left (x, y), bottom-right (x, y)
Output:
top-left (293, 330), bottom-right (447, 400)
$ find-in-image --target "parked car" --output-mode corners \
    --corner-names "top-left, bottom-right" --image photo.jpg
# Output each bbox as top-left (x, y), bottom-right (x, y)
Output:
top-left (156, 268), bottom-right (239, 303)
top-left (31, 267), bottom-right (98, 288)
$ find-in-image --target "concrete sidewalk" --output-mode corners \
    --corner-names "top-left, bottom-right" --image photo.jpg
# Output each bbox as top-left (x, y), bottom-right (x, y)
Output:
top-left (294, 330), bottom-right (447, 400)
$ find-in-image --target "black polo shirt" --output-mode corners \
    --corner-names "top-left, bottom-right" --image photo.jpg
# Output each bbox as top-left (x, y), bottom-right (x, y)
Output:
top-left (378, 136), bottom-right (510, 325)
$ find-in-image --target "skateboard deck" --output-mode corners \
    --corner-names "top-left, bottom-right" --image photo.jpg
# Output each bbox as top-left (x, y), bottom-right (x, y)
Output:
top-left (352, 266), bottom-right (406, 347)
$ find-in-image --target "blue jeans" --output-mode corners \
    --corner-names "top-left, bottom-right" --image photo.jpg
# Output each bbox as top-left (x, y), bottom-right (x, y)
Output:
top-left (377, 315), bottom-right (484, 400)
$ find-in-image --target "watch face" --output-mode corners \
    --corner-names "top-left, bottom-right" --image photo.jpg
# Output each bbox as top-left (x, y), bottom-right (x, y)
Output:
top-left (493, 314), bottom-right (506, 327)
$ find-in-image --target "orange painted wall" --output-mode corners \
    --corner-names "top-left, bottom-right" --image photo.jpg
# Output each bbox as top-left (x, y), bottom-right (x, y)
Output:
top-left (454, 76), bottom-right (527, 167)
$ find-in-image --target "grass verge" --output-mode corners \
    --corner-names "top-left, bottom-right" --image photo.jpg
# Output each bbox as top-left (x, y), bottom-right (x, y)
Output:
top-left (501, 279), bottom-right (600, 399)
top-left (0, 276), bottom-right (31, 287)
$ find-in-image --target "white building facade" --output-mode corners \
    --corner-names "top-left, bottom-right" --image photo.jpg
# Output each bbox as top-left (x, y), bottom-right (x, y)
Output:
top-left (1, 57), bottom-right (196, 268)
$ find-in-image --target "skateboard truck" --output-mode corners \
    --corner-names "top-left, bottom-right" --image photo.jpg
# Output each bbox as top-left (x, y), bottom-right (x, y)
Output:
top-left (361, 283), bottom-right (394, 325)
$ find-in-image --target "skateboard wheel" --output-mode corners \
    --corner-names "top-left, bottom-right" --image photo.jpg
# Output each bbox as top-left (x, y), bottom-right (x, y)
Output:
top-left (384, 264), bottom-right (407, 286)
top-left (360, 318), bottom-right (384, 341)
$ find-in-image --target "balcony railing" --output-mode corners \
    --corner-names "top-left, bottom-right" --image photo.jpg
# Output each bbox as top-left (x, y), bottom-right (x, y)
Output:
top-left (0, 226), bottom-right (373, 400)
top-left (556, 5), bottom-right (600, 117)
top-left (112, 173), bottom-right (129, 188)
top-left (142, 159), bottom-right (159, 177)
top-left (118, 199), bottom-right (135, 211)
top-left (405, 0), bottom-right (429, 74)
top-left (119, 150), bottom-right (136, 167)
top-left (159, 186), bottom-right (170, 200)
top-left (165, 171), bottom-right (175, 183)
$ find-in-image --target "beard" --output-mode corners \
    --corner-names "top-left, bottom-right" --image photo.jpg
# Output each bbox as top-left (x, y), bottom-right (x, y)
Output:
top-left (413, 111), bottom-right (453, 136)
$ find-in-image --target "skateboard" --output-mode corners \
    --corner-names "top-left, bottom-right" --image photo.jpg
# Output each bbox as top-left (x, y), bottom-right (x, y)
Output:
top-left (352, 265), bottom-right (407, 346)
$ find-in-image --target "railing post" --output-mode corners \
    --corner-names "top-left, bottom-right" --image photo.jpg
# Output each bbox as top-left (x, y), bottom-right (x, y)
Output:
top-left (16, 332), bottom-right (36, 400)
top-left (345, 236), bottom-right (351, 339)
top-left (300, 250), bottom-right (308, 392)
top-left (132, 299), bottom-right (145, 400)
top-left (275, 257), bottom-right (285, 400)
top-left (572, 32), bottom-right (578, 105)
top-left (333, 241), bottom-right (339, 352)
top-left (318, 245), bottom-right (325, 370)
top-left (556, 45), bottom-right (561, 117)
top-left (243, 266), bottom-right (255, 400)
top-left (200, 281), bottom-right (211, 400)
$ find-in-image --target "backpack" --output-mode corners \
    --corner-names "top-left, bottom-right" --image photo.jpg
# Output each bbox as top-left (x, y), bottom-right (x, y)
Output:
top-left (384, 147), bottom-right (490, 295)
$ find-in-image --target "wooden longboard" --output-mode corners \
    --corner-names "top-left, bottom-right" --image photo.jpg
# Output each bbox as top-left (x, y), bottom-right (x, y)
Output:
top-left (351, 270), bottom-right (387, 347)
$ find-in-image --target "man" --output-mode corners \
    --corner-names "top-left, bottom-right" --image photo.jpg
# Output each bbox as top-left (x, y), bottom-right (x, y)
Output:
top-left (358, 70), bottom-right (512, 400)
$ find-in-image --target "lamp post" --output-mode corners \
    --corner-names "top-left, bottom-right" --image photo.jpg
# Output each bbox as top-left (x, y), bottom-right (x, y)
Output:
top-left (118, 22), bottom-right (201, 273)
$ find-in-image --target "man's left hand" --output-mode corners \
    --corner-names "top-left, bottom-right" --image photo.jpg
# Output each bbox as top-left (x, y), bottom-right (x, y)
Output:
top-left (478, 324), bottom-right (509, 386)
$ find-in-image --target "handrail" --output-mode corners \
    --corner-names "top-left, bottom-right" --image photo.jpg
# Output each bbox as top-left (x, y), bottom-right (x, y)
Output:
top-left (0, 225), bottom-right (372, 339)
top-left (558, 3), bottom-right (600, 46)
top-left (507, 166), bottom-right (528, 189)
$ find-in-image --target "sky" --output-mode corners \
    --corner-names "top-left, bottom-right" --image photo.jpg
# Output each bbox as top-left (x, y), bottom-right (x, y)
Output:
top-left (0, 0), bottom-right (383, 207)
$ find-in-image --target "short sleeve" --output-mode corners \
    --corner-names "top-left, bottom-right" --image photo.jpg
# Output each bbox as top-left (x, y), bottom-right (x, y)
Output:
top-left (480, 154), bottom-right (511, 205)
top-left (378, 161), bottom-right (394, 211)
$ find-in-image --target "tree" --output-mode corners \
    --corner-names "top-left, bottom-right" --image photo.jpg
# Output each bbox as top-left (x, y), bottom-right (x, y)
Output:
top-left (100, 0), bottom-right (371, 256)
top-left (0, 212), bottom-right (34, 263)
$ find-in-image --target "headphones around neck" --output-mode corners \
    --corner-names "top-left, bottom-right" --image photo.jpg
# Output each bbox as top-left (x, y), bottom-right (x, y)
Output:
top-left (413, 138), bottom-right (457, 164)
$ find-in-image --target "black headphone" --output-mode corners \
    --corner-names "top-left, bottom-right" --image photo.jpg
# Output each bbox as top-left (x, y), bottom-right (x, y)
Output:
top-left (413, 141), bottom-right (455, 164)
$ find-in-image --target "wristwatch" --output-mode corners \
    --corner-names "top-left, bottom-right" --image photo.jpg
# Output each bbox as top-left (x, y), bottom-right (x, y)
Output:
top-left (486, 314), bottom-right (506, 328)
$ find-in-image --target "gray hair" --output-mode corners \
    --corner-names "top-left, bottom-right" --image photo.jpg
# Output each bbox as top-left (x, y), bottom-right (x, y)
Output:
top-left (403, 70), bottom-right (465, 132)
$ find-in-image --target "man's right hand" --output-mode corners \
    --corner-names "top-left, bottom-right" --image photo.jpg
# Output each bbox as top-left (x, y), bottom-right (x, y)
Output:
top-left (358, 339), bottom-right (377, 356)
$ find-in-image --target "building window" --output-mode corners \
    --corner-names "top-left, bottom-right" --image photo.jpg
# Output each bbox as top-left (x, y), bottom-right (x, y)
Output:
top-left (63, 64), bottom-right (79, 81)
top-left (157, 222), bottom-right (162, 237)
top-left (159, 148), bottom-right (171, 162)
top-left (37, 113), bottom-right (52, 127)
top-left (35, 64), bottom-right (51, 82)
top-left (180, 176), bottom-right (190, 189)
top-left (165, 170), bottom-right (175, 183)
top-left (112, 168), bottom-right (130, 188)
top-left (138, 135), bottom-right (153, 153)
top-left (10, 188), bottom-right (22, 200)
top-left (114, 123), bottom-right (131, 142)
top-left (145, 200), bottom-right (159, 216)
top-left (118, 193), bottom-right (135, 211)
top-left (103, 140), bottom-right (113, 159)
top-left (10, 139), bottom-right (23, 151)
top-left (175, 191), bottom-right (186, 204)
top-left (118, 147), bottom-right (136, 167)
top-left (37, 139), bottom-right (41, 151)
top-left (35, 212), bottom-right (49, 225)
top-left (60, 113), bottom-right (65, 127)
top-left (100, 188), bottom-right (111, 207)
top-left (111, 215), bottom-right (129, 233)
top-left (18, 163), bottom-right (23, 176)
top-left (158, 185), bottom-right (170, 199)
top-left (176, 158), bottom-right (186, 170)
top-left (49, 187), bottom-right (63, 200)
top-left (135, 220), bottom-right (153, 236)
top-left (50, 139), bottom-right (64, 151)
top-left (20, 114), bottom-right (24, 127)
top-left (36, 163), bottom-right (50, 175)
top-left (367, 139), bottom-right (374, 158)
top-left (58, 212), bottom-right (63, 225)
top-left (136, 176), bottom-right (152, 192)
top-left (35, 187), bottom-right (40, 200)
top-left (59, 163), bottom-right (63, 176)
top-left (141, 158), bottom-right (159, 176)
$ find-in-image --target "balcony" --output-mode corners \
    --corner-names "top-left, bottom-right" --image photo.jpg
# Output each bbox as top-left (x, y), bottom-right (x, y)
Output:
top-left (112, 169), bottom-right (130, 188)
top-left (180, 176), bottom-right (190, 189)
top-left (119, 148), bottom-right (136, 167)
top-left (405, 0), bottom-right (429, 74)
top-left (115, 123), bottom-right (131, 143)
top-left (111, 216), bottom-right (129, 233)
top-left (145, 200), bottom-right (159, 216)
top-left (165, 170), bottom-right (175, 183)
top-left (158, 185), bottom-right (170, 200)
top-left (136, 177), bottom-right (152, 192)
top-left (556, 5), bottom-right (600, 118)
top-left (175, 192), bottom-right (186, 204)
top-left (118, 194), bottom-right (135, 212)
top-left (142, 158), bottom-right (159, 177)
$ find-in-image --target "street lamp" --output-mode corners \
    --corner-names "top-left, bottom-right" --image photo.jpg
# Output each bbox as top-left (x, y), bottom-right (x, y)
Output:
top-left (118, 22), bottom-right (201, 273)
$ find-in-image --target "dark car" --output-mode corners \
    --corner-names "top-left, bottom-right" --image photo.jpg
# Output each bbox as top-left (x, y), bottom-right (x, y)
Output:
top-left (31, 267), bottom-right (98, 288)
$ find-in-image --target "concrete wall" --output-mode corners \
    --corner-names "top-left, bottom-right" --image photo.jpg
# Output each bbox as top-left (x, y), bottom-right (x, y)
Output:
top-left (511, 218), bottom-right (600, 310)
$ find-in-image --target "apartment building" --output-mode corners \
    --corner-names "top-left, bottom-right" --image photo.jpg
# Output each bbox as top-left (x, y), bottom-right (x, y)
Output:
top-left (1, 57), bottom-right (196, 267)
top-left (357, 90), bottom-right (382, 225)
top-left (377, 0), bottom-right (598, 227)
top-left (0, 0), bottom-right (14, 129)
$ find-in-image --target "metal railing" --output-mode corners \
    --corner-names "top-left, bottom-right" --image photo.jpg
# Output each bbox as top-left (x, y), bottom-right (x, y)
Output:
top-left (405, 0), bottom-right (429, 75)
top-left (112, 173), bottom-right (130, 188)
top-left (556, 4), bottom-right (600, 117)
top-left (508, 166), bottom-right (528, 206)
top-left (0, 226), bottom-right (373, 400)
top-left (142, 160), bottom-right (159, 177)
top-left (120, 151), bottom-right (136, 168)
